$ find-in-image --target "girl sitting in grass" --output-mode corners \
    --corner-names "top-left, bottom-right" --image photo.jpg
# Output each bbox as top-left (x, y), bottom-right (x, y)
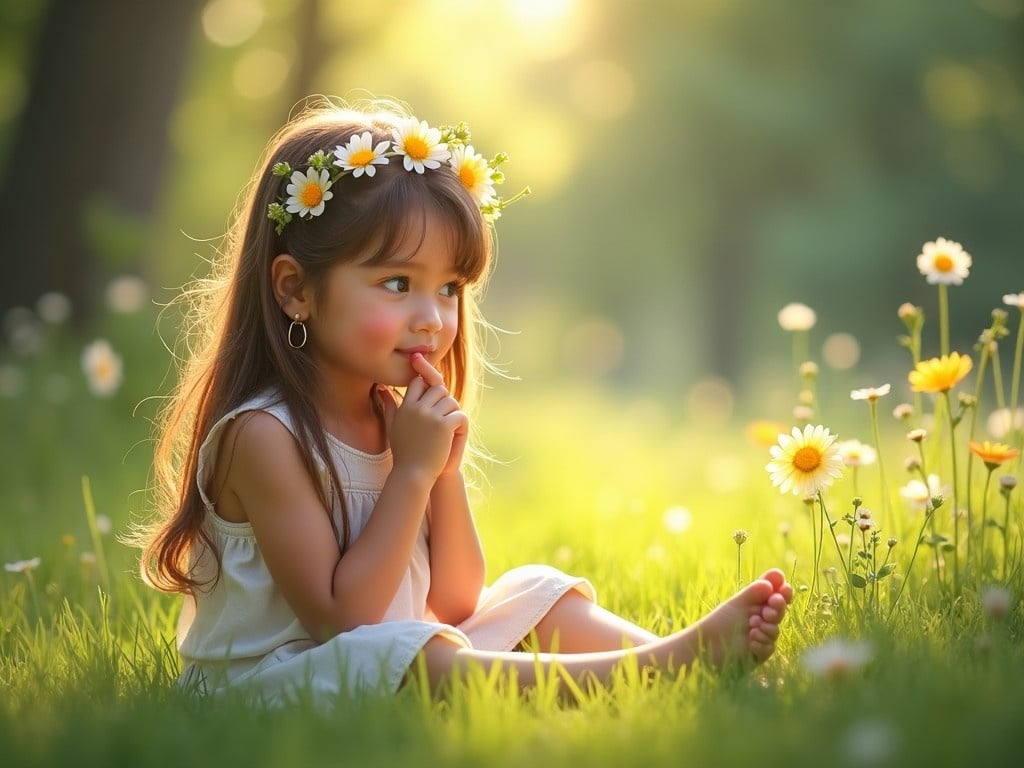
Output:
top-left (139, 96), bottom-right (792, 705)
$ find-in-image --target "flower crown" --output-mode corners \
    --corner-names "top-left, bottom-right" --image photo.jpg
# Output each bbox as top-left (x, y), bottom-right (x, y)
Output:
top-left (267, 117), bottom-right (529, 235)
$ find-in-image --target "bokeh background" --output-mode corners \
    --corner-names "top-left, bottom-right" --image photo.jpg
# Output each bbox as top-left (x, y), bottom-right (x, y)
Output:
top-left (1, 0), bottom-right (1022, 487)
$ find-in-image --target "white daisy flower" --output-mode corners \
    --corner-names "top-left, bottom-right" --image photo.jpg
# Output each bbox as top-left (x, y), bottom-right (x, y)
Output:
top-left (105, 275), bottom-right (148, 313)
top-left (899, 474), bottom-right (945, 510)
top-left (391, 118), bottom-right (450, 174)
top-left (837, 439), bottom-right (877, 468)
top-left (333, 132), bottom-right (391, 178)
top-left (766, 424), bottom-right (844, 497)
top-left (777, 302), bottom-right (817, 331)
top-left (988, 407), bottom-right (1024, 439)
top-left (916, 236), bottom-right (971, 285)
top-left (801, 638), bottom-right (873, 678)
top-left (5, 557), bottom-right (41, 573)
top-left (285, 167), bottom-right (334, 218)
top-left (449, 144), bottom-right (496, 205)
top-left (81, 339), bottom-right (123, 397)
top-left (850, 383), bottom-right (891, 402)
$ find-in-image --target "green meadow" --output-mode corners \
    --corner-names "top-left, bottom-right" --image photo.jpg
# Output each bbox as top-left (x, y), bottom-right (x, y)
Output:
top-left (1, 278), bottom-right (1022, 768)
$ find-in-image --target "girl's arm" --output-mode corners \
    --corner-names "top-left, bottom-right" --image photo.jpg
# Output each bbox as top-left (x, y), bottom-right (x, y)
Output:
top-left (225, 412), bottom-right (434, 642)
top-left (404, 353), bottom-right (486, 625)
top-left (424, 469), bottom-right (485, 626)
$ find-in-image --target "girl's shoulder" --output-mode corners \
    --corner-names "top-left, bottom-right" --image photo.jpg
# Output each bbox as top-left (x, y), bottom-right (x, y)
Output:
top-left (197, 390), bottom-right (304, 512)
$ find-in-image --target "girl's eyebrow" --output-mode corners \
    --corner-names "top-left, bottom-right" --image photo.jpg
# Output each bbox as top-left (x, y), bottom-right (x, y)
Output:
top-left (363, 257), bottom-right (458, 277)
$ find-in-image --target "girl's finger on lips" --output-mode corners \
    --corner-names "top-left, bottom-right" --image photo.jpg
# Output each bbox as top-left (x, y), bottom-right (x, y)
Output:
top-left (411, 352), bottom-right (444, 386)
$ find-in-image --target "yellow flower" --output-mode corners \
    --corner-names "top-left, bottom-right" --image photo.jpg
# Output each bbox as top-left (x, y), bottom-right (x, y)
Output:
top-left (766, 424), bottom-right (844, 497)
top-left (745, 419), bottom-right (790, 448)
top-left (908, 352), bottom-right (972, 393)
top-left (285, 167), bottom-right (333, 218)
top-left (392, 118), bottom-right (450, 173)
top-left (916, 236), bottom-right (971, 285)
top-left (449, 144), bottom-right (496, 205)
top-left (968, 440), bottom-right (1021, 469)
top-left (333, 131), bottom-right (391, 178)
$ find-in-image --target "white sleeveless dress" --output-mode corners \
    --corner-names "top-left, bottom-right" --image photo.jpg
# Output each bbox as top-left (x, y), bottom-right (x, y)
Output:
top-left (176, 391), bottom-right (594, 705)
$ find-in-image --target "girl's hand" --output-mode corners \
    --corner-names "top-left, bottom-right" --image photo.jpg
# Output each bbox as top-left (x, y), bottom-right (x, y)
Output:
top-left (378, 353), bottom-right (468, 480)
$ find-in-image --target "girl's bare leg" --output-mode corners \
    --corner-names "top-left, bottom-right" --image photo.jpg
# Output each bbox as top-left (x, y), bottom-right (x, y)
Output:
top-left (529, 591), bottom-right (659, 652)
top-left (414, 569), bottom-right (793, 692)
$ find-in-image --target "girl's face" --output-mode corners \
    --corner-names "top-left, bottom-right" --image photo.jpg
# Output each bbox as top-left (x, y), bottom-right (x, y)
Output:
top-left (306, 208), bottom-right (462, 393)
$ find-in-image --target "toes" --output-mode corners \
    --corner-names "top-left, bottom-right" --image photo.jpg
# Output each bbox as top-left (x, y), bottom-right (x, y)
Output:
top-left (759, 569), bottom-right (787, 592)
top-left (760, 606), bottom-right (782, 624)
top-left (767, 592), bottom-right (789, 614)
top-left (777, 582), bottom-right (795, 604)
top-left (749, 639), bottom-right (775, 662)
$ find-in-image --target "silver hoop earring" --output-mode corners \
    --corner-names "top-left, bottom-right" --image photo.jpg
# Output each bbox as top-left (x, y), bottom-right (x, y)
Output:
top-left (287, 314), bottom-right (307, 349)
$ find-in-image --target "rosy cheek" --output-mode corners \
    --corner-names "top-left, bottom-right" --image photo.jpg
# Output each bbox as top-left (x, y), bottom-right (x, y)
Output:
top-left (355, 308), bottom-right (402, 346)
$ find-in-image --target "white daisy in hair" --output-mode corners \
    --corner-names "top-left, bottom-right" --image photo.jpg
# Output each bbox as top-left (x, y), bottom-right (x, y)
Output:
top-left (285, 167), bottom-right (334, 218)
top-left (333, 132), bottom-right (391, 177)
top-left (449, 144), bottom-right (496, 205)
top-left (391, 118), bottom-right (450, 173)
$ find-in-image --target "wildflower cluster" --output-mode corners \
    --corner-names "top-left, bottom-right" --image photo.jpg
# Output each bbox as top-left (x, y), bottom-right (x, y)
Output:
top-left (766, 236), bottom-right (1022, 623)
top-left (267, 118), bottom-right (529, 235)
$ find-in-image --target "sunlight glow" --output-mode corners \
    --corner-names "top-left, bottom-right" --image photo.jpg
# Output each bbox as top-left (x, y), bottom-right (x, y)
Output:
top-left (506, 0), bottom-right (575, 25)
top-left (570, 59), bottom-right (635, 120)
top-left (202, 0), bottom-right (265, 48)
top-left (233, 48), bottom-right (290, 99)
top-left (504, 0), bottom-right (587, 59)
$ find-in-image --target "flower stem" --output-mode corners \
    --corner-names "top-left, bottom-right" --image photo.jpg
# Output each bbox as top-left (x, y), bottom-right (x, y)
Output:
top-left (736, 544), bottom-right (742, 588)
top-left (888, 505), bottom-right (936, 622)
top-left (1003, 492), bottom-right (1013, 581)
top-left (965, 342), bottom-right (992, 568)
top-left (980, 468), bottom-right (993, 578)
top-left (939, 283), bottom-right (950, 357)
top-left (943, 390), bottom-right (961, 596)
top-left (869, 399), bottom-right (892, 531)
top-left (1010, 309), bottom-right (1024, 453)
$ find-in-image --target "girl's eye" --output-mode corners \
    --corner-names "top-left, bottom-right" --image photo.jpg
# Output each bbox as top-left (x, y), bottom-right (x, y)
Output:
top-left (439, 282), bottom-right (460, 298)
top-left (382, 277), bottom-right (409, 293)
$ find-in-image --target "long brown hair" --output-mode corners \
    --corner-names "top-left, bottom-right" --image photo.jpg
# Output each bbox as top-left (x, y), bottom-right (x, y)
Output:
top-left (138, 97), bottom-right (495, 593)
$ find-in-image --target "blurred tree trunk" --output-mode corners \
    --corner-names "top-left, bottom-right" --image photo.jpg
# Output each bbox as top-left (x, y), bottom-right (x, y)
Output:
top-left (288, 0), bottom-right (326, 106)
top-left (0, 0), bottom-right (202, 323)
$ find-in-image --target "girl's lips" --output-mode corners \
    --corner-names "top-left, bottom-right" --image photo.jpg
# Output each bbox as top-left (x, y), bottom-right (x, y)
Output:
top-left (397, 347), bottom-right (434, 358)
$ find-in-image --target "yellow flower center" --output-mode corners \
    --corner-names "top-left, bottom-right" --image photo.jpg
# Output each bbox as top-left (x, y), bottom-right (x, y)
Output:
top-left (95, 358), bottom-right (112, 382)
top-left (793, 446), bottom-right (822, 472)
top-left (404, 137), bottom-right (429, 160)
top-left (934, 253), bottom-right (954, 272)
top-left (300, 182), bottom-right (323, 208)
top-left (349, 148), bottom-right (375, 167)
top-left (458, 164), bottom-right (478, 189)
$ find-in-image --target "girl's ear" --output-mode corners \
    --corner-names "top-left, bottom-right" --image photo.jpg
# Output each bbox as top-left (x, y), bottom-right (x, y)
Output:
top-left (271, 254), bottom-right (311, 320)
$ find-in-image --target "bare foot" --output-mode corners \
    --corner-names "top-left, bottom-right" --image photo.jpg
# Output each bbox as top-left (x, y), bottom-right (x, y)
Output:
top-left (676, 569), bottom-right (793, 668)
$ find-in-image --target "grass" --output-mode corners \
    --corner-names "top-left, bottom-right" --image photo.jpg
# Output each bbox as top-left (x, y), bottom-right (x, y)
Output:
top-left (2, 297), bottom-right (1023, 767)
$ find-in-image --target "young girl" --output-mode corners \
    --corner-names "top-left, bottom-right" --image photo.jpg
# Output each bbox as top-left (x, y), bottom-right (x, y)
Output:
top-left (141, 96), bottom-right (793, 705)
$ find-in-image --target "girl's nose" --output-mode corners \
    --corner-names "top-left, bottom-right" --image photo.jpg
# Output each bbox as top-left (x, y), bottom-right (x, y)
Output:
top-left (412, 298), bottom-right (443, 333)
